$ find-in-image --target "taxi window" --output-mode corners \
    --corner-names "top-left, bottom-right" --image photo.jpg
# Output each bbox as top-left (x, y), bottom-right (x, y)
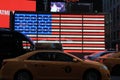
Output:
top-left (52, 52), bottom-right (73, 62)
top-left (28, 52), bottom-right (73, 62)
top-left (28, 52), bottom-right (51, 61)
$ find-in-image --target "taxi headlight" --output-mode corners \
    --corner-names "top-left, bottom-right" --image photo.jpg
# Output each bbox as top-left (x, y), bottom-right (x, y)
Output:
top-left (101, 65), bottom-right (108, 70)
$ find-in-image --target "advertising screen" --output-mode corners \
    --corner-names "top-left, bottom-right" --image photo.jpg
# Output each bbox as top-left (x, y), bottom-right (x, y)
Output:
top-left (0, 0), bottom-right (36, 28)
top-left (50, 2), bottom-right (66, 12)
top-left (14, 12), bottom-right (106, 53)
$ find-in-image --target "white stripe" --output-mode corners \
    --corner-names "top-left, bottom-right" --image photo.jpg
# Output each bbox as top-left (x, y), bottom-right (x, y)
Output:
top-left (63, 47), bottom-right (82, 49)
top-left (33, 41), bottom-right (59, 43)
top-left (28, 35), bottom-right (59, 37)
top-left (52, 23), bottom-right (82, 26)
top-left (52, 18), bottom-right (60, 20)
top-left (27, 35), bottom-right (105, 38)
top-left (83, 36), bottom-right (105, 38)
top-left (61, 35), bottom-right (82, 38)
top-left (23, 46), bottom-right (30, 49)
top-left (52, 29), bottom-right (82, 32)
top-left (52, 23), bottom-right (60, 25)
top-left (52, 23), bottom-right (104, 26)
top-left (63, 47), bottom-right (105, 50)
top-left (83, 42), bottom-right (105, 44)
top-left (83, 30), bottom-right (104, 32)
top-left (61, 41), bottom-right (82, 43)
top-left (32, 40), bottom-right (104, 44)
top-left (83, 18), bottom-right (104, 20)
top-left (61, 24), bottom-right (82, 26)
top-left (83, 24), bottom-right (104, 26)
top-left (83, 47), bottom-right (105, 50)
top-left (61, 40), bottom-right (105, 44)
top-left (24, 46), bottom-right (105, 50)
top-left (61, 18), bottom-right (82, 20)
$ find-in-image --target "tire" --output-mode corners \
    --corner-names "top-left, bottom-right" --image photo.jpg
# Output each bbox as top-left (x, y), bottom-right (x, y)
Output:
top-left (83, 70), bottom-right (101, 80)
top-left (14, 71), bottom-right (32, 80)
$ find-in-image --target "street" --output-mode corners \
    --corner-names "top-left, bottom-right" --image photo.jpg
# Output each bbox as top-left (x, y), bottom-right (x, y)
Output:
top-left (111, 76), bottom-right (120, 80)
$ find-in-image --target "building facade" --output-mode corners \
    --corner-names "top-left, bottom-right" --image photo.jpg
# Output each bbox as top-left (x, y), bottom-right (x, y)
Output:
top-left (103, 0), bottom-right (120, 51)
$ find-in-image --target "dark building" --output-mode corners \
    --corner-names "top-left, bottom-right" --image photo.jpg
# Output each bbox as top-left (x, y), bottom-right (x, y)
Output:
top-left (80, 0), bottom-right (103, 13)
top-left (103, 0), bottom-right (120, 51)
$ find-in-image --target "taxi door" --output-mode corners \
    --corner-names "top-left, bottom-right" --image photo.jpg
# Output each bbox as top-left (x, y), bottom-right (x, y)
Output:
top-left (27, 52), bottom-right (56, 80)
top-left (50, 52), bottom-right (84, 80)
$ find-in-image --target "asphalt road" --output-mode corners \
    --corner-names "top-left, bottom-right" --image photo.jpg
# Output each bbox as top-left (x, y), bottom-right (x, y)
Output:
top-left (111, 76), bottom-right (120, 80)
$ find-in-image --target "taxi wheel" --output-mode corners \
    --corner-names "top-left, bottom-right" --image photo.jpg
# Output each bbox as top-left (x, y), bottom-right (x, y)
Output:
top-left (111, 65), bottom-right (120, 76)
top-left (83, 70), bottom-right (101, 80)
top-left (14, 71), bottom-right (32, 80)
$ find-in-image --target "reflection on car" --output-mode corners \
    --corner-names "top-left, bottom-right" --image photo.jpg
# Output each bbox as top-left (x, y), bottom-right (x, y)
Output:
top-left (84, 51), bottom-right (116, 60)
top-left (0, 50), bottom-right (110, 80)
top-left (84, 51), bottom-right (120, 76)
top-left (95, 52), bottom-right (120, 76)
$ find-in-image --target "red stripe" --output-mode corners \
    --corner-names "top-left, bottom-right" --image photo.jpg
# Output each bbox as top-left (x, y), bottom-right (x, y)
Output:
top-left (31, 38), bottom-right (59, 41)
top-left (61, 20), bottom-right (82, 23)
top-left (52, 26), bottom-right (105, 30)
top-left (62, 44), bottom-right (82, 47)
top-left (31, 38), bottom-right (83, 41)
top-left (83, 32), bottom-right (105, 35)
top-left (83, 15), bottom-right (105, 18)
top-left (51, 26), bottom-right (59, 29)
top-left (52, 14), bottom-right (60, 17)
top-left (31, 37), bottom-right (105, 41)
top-left (23, 44), bottom-right (31, 46)
top-left (61, 14), bottom-right (82, 18)
top-left (52, 20), bottom-right (60, 23)
top-left (82, 44), bottom-right (105, 47)
top-left (64, 50), bottom-right (104, 53)
top-left (63, 44), bottom-right (105, 47)
top-left (62, 44), bottom-right (105, 47)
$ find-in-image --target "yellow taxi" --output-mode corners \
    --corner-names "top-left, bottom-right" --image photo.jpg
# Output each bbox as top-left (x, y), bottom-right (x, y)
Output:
top-left (0, 50), bottom-right (110, 80)
top-left (94, 52), bottom-right (120, 75)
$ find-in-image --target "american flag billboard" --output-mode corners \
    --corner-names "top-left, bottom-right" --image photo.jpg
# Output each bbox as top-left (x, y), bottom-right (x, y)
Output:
top-left (14, 12), bottom-right (105, 53)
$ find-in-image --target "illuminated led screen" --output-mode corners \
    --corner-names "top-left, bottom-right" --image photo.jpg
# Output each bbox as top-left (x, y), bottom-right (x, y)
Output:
top-left (50, 2), bottom-right (66, 12)
top-left (0, 0), bottom-right (36, 28)
top-left (14, 12), bottom-right (105, 53)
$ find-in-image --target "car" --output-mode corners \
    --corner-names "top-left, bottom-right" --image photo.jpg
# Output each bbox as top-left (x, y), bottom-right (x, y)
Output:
top-left (0, 50), bottom-right (110, 80)
top-left (0, 29), bottom-right (35, 67)
top-left (88, 52), bottom-right (120, 76)
top-left (84, 51), bottom-right (116, 61)
top-left (107, 52), bottom-right (120, 58)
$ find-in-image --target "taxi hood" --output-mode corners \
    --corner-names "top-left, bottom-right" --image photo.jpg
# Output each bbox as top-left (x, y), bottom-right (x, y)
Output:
top-left (84, 59), bottom-right (104, 66)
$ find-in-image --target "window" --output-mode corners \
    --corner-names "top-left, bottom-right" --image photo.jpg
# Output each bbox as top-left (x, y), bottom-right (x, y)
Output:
top-left (53, 52), bottom-right (73, 62)
top-left (28, 52), bottom-right (51, 61)
top-left (28, 52), bottom-right (73, 62)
